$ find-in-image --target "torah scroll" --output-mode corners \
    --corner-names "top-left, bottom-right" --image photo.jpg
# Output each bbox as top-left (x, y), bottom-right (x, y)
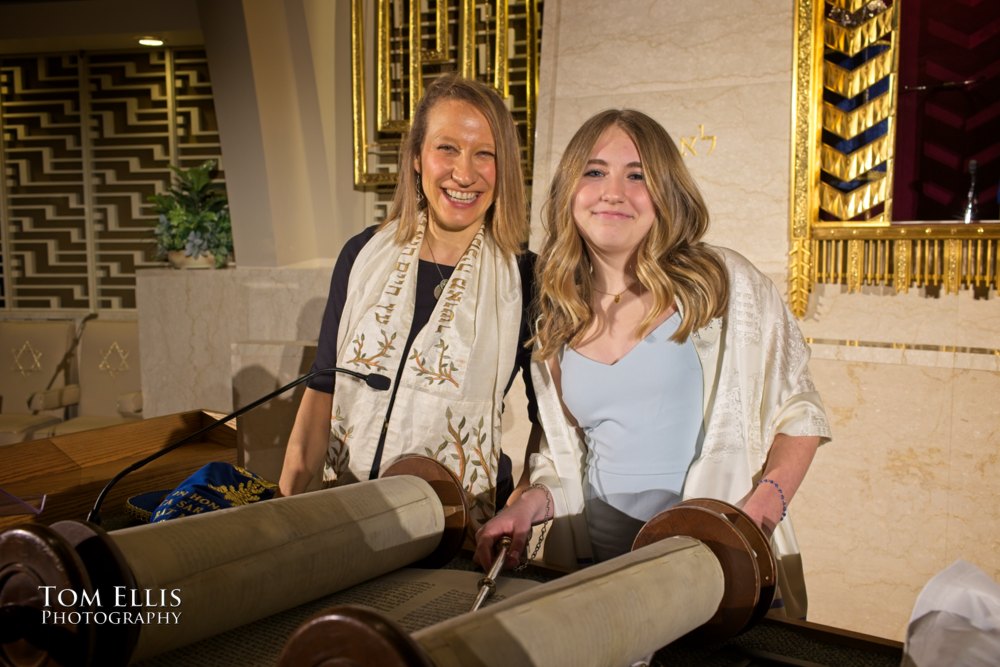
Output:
top-left (117, 476), bottom-right (445, 661)
top-left (0, 473), bottom-right (453, 666)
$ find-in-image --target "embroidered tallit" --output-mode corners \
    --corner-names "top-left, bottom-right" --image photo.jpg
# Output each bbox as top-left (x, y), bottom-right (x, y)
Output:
top-left (326, 217), bottom-right (521, 525)
top-left (529, 247), bottom-right (831, 610)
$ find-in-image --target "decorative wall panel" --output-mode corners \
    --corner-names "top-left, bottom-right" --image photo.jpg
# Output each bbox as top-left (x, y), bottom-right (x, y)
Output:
top-left (0, 49), bottom-right (223, 313)
top-left (0, 55), bottom-right (89, 310)
top-left (352, 0), bottom-right (542, 210)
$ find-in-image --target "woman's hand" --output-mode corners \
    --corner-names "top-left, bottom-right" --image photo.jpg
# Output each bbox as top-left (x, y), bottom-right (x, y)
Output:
top-left (474, 485), bottom-right (550, 571)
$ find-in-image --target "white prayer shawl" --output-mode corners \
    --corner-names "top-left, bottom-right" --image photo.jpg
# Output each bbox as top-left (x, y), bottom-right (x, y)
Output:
top-left (327, 218), bottom-right (521, 525)
top-left (530, 247), bottom-right (832, 586)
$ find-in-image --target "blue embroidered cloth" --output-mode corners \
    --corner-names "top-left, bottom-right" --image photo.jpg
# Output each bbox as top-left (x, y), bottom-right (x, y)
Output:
top-left (149, 462), bottom-right (278, 522)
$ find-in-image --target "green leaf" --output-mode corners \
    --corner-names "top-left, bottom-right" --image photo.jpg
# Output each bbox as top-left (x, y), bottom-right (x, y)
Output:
top-left (149, 160), bottom-right (233, 258)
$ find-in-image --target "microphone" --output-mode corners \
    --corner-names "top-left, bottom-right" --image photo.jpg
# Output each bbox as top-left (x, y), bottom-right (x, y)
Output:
top-left (86, 366), bottom-right (390, 524)
top-left (963, 159), bottom-right (979, 224)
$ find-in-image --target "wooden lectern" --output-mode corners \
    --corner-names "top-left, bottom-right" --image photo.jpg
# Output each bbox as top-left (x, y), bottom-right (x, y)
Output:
top-left (0, 411), bottom-right (237, 530)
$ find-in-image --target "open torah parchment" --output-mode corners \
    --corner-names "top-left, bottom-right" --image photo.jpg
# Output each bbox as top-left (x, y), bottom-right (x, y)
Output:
top-left (136, 567), bottom-right (540, 666)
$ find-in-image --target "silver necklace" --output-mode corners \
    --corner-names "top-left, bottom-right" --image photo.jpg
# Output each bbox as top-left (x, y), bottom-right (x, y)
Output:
top-left (425, 237), bottom-right (449, 300)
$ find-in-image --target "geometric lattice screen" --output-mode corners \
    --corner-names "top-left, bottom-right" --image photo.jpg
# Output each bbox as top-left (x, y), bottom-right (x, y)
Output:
top-left (0, 48), bottom-right (223, 312)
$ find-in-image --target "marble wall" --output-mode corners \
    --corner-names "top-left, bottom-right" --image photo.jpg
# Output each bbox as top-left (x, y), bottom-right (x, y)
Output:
top-left (798, 339), bottom-right (1000, 640)
top-left (792, 286), bottom-right (1000, 640)
top-left (136, 263), bottom-right (332, 416)
top-left (134, 0), bottom-right (1000, 645)
top-left (530, 0), bottom-right (795, 276)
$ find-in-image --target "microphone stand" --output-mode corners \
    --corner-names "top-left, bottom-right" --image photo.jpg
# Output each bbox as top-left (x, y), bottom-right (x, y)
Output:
top-left (86, 366), bottom-right (390, 525)
top-left (42, 312), bottom-right (97, 394)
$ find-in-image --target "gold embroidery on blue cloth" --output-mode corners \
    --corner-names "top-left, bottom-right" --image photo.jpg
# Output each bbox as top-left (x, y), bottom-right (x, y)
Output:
top-left (149, 463), bottom-right (278, 522)
top-left (204, 464), bottom-right (277, 506)
top-left (206, 479), bottom-right (274, 506)
top-left (152, 489), bottom-right (225, 520)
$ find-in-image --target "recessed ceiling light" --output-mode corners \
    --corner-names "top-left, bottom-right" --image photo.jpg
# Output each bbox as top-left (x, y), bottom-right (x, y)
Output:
top-left (138, 36), bottom-right (165, 47)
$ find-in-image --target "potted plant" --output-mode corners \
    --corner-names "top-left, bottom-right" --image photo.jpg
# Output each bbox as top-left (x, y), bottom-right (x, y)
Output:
top-left (149, 160), bottom-right (233, 268)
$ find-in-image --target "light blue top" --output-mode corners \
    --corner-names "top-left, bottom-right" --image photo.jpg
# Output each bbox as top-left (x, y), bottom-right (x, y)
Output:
top-left (561, 312), bottom-right (704, 561)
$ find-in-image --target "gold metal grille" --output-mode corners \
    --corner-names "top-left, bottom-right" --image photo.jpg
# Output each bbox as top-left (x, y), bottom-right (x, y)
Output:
top-left (813, 225), bottom-right (999, 295)
top-left (351, 0), bottom-right (542, 191)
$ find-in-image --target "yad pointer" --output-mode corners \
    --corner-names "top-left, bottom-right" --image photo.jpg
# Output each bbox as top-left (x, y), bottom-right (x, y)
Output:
top-left (470, 536), bottom-right (512, 612)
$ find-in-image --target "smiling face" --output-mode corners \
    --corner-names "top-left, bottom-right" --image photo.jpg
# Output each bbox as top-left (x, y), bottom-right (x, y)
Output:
top-left (571, 124), bottom-right (656, 262)
top-left (414, 98), bottom-right (497, 238)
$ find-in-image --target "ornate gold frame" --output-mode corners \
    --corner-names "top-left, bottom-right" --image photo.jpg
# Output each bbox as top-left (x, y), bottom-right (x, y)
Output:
top-left (351, 0), bottom-right (541, 190)
top-left (788, 0), bottom-right (999, 316)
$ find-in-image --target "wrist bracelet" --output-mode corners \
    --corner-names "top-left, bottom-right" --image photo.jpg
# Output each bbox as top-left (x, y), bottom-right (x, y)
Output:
top-left (758, 477), bottom-right (787, 521)
top-left (515, 484), bottom-right (551, 572)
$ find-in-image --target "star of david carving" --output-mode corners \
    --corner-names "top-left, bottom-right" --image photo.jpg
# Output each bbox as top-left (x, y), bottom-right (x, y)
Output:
top-left (12, 340), bottom-right (43, 376)
top-left (98, 342), bottom-right (130, 378)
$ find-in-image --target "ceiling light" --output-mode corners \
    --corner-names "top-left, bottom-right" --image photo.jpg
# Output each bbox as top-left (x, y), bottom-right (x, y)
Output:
top-left (138, 36), bottom-right (165, 47)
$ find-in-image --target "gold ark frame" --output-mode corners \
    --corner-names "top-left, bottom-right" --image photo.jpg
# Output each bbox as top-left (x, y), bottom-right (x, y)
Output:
top-left (788, 0), bottom-right (999, 317)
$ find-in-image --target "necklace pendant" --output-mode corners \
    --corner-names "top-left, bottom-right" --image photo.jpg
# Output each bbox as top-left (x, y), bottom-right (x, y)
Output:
top-left (434, 278), bottom-right (447, 300)
top-left (614, 294), bottom-right (621, 304)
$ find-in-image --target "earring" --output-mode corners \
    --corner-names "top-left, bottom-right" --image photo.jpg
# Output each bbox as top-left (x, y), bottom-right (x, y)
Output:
top-left (416, 174), bottom-right (425, 203)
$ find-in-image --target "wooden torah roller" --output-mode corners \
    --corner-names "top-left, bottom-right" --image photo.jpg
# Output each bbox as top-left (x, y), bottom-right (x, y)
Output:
top-left (277, 498), bottom-right (776, 667)
top-left (632, 497), bottom-right (778, 642)
top-left (0, 455), bottom-right (467, 667)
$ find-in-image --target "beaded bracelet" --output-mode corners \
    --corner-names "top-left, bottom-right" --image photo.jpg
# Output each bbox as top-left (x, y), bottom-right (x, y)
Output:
top-left (758, 477), bottom-right (787, 521)
top-left (514, 484), bottom-right (551, 572)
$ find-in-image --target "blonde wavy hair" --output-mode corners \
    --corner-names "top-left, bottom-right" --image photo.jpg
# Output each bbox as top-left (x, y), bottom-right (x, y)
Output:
top-left (533, 109), bottom-right (729, 359)
top-left (384, 73), bottom-right (527, 257)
